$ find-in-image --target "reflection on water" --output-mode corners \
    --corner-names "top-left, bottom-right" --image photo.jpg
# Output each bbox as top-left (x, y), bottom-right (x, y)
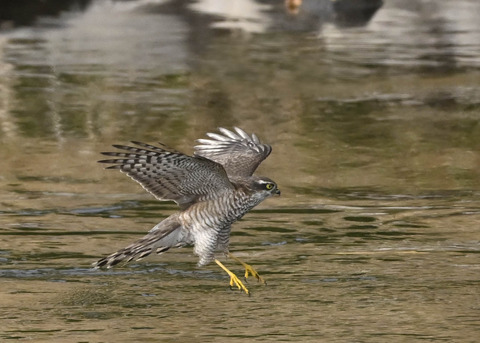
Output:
top-left (1, 0), bottom-right (480, 342)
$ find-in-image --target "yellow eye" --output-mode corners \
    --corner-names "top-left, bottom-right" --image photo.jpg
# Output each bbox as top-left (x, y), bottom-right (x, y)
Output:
top-left (265, 183), bottom-right (274, 190)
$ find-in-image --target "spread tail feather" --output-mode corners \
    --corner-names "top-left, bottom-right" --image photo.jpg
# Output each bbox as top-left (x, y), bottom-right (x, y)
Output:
top-left (93, 215), bottom-right (187, 269)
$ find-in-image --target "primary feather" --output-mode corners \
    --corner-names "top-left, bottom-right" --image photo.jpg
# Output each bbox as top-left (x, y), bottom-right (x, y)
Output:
top-left (194, 127), bottom-right (272, 177)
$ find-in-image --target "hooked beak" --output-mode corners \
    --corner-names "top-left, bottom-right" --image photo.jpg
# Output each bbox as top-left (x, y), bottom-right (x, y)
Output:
top-left (275, 189), bottom-right (281, 196)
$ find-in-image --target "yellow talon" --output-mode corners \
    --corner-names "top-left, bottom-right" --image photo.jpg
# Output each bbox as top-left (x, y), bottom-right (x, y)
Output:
top-left (243, 263), bottom-right (266, 284)
top-left (228, 253), bottom-right (266, 285)
top-left (215, 259), bottom-right (250, 295)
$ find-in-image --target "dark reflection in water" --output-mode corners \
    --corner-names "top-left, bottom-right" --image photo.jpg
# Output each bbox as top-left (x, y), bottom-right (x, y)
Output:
top-left (1, 0), bottom-right (480, 342)
top-left (0, 0), bottom-right (92, 29)
top-left (333, 0), bottom-right (384, 27)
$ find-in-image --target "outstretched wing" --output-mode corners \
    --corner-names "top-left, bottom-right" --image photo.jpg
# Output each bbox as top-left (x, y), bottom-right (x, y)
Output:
top-left (194, 127), bottom-right (272, 177)
top-left (99, 141), bottom-right (234, 209)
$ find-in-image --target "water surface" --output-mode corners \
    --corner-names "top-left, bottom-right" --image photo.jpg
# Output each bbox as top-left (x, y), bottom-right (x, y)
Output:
top-left (1, 0), bottom-right (480, 342)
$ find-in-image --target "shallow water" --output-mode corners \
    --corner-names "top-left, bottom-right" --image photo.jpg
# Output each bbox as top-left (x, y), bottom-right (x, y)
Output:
top-left (1, 0), bottom-right (480, 342)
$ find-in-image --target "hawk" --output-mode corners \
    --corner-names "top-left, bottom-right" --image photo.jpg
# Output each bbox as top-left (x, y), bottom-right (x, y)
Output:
top-left (93, 127), bottom-right (280, 294)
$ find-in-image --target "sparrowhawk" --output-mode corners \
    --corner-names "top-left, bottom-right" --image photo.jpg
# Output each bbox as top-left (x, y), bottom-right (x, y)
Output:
top-left (93, 127), bottom-right (280, 294)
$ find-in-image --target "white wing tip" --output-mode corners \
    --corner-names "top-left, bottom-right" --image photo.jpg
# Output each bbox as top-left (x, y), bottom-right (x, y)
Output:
top-left (217, 127), bottom-right (241, 140)
top-left (233, 127), bottom-right (250, 139)
top-left (196, 127), bottom-right (265, 151)
top-left (205, 132), bottom-right (230, 141)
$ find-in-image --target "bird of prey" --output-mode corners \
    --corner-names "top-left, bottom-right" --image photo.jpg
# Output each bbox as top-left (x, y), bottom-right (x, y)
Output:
top-left (93, 127), bottom-right (280, 294)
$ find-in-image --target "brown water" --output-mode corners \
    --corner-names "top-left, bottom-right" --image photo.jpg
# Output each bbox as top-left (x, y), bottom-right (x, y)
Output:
top-left (1, 0), bottom-right (480, 342)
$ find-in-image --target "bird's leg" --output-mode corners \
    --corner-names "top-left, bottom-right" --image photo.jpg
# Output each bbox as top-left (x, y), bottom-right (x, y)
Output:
top-left (228, 253), bottom-right (266, 285)
top-left (215, 259), bottom-right (250, 295)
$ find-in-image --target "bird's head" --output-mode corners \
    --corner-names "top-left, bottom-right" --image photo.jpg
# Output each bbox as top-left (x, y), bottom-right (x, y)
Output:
top-left (251, 176), bottom-right (281, 198)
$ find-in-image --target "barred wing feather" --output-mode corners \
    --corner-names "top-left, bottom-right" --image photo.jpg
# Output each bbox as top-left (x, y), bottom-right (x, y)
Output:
top-left (99, 141), bottom-right (234, 209)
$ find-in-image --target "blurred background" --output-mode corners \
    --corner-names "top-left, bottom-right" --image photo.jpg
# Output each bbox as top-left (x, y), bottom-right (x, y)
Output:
top-left (1, 0), bottom-right (479, 342)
